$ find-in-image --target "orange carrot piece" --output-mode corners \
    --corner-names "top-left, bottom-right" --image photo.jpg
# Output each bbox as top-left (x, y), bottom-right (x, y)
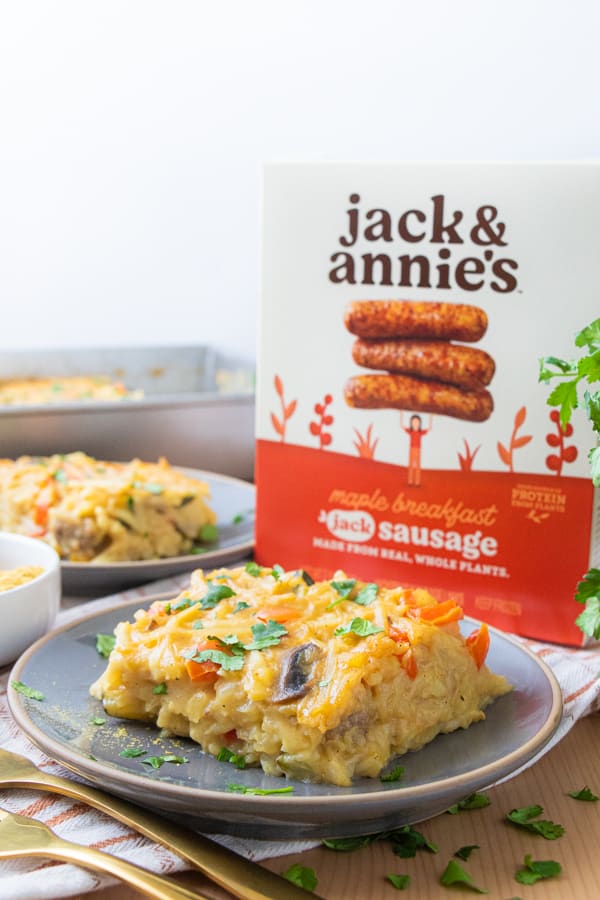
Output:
top-left (256, 605), bottom-right (302, 623)
top-left (185, 639), bottom-right (225, 683)
top-left (399, 647), bottom-right (418, 679)
top-left (408, 599), bottom-right (464, 626)
top-left (466, 622), bottom-right (490, 669)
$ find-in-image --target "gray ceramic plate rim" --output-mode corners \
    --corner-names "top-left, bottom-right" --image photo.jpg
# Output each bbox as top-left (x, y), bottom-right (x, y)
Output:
top-left (8, 600), bottom-right (563, 835)
top-left (60, 467), bottom-right (255, 579)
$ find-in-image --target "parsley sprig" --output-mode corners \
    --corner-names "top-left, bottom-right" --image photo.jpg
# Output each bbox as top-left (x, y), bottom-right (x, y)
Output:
top-left (540, 318), bottom-right (600, 637)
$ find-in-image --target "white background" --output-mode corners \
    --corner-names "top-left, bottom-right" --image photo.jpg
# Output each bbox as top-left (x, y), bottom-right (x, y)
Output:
top-left (1, 0), bottom-right (598, 363)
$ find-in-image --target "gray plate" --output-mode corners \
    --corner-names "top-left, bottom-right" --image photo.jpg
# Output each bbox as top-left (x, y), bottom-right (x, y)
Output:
top-left (61, 468), bottom-right (255, 594)
top-left (8, 607), bottom-right (562, 839)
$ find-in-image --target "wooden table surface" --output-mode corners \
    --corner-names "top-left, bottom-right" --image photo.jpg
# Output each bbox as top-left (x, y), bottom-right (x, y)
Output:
top-left (87, 712), bottom-right (600, 900)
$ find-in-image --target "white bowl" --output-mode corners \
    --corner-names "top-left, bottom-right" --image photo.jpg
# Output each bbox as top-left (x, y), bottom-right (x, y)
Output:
top-left (0, 533), bottom-right (61, 667)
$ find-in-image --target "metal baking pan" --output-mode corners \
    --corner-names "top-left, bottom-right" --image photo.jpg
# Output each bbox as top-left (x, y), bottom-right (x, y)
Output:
top-left (0, 346), bottom-right (255, 481)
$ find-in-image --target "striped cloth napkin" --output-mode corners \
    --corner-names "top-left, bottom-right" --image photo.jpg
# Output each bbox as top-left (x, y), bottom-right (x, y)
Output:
top-left (0, 574), bottom-right (599, 899)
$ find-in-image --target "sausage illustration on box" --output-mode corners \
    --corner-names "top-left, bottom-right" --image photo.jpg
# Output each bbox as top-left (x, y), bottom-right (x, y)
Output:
top-left (256, 164), bottom-right (600, 646)
top-left (344, 300), bottom-right (495, 422)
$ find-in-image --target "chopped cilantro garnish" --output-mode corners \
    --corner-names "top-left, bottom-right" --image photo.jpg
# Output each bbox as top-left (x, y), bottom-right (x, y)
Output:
top-left (515, 854), bottom-right (562, 885)
top-left (233, 600), bottom-right (250, 613)
top-left (299, 569), bottom-right (315, 585)
top-left (126, 495), bottom-right (135, 511)
top-left (89, 716), bottom-right (106, 726)
top-left (271, 563), bottom-right (285, 580)
top-left (455, 845), bottom-right (480, 861)
top-left (152, 682), bottom-right (168, 695)
top-left (283, 864), bottom-right (318, 891)
top-left (447, 792), bottom-right (491, 814)
top-left (391, 826), bottom-right (438, 857)
top-left (245, 561), bottom-right (262, 576)
top-left (216, 747), bottom-right (246, 769)
top-left (198, 523), bottom-right (219, 543)
top-left (182, 648), bottom-right (245, 671)
top-left (120, 747), bottom-right (146, 758)
top-left (190, 545), bottom-right (208, 555)
top-left (323, 824), bottom-right (437, 856)
top-left (506, 805), bottom-right (565, 839)
top-left (227, 783), bottom-right (294, 795)
top-left (200, 582), bottom-right (236, 609)
top-left (232, 513), bottom-right (245, 524)
top-left (440, 859), bottom-right (488, 893)
top-left (386, 874), bottom-right (410, 890)
top-left (95, 633), bottom-right (116, 658)
top-left (334, 618), bottom-right (384, 638)
top-left (245, 619), bottom-right (288, 650)
top-left (327, 579), bottom-right (356, 607)
top-left (10, 681), bottom-right (45, 701)
top-left (141, 754), bottom-right (189, 769)
top-left (170, 595), bottom-right (193, 612)
top-left (380, 765), bottom-right (405, 783)
top-left (52, 468), bottom-right (67, 483)
top-left (568, 785), bottom-right (598, 801)
top-left (354, 583), bottom-right (378, 606)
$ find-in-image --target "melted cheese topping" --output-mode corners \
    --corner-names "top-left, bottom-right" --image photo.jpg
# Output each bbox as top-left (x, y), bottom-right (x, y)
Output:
top-left (91, 565), bottom-right (512, 786)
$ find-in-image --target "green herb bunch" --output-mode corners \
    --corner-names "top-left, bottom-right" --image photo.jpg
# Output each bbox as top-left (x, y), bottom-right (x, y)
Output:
top-left (539, 318), bottom-right (600, 638)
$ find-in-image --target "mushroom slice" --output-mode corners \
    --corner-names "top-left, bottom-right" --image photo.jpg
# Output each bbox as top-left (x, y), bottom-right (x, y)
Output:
top-left (272, 642), bottom-right (322, 703)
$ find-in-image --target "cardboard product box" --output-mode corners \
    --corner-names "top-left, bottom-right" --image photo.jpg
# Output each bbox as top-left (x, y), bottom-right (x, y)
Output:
top-left (255, 162), bottom-right (599, 646)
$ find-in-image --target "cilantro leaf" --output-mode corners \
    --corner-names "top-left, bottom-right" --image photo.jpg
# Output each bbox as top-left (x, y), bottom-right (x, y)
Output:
top-left (506, 806), bottom-right (564, 839)
top-left (244, 620), bottom-right (288, 650)
top-left (390, 826), bottom-right (438, 857)
top-left (568, 785), bottom-right (599, 801)
top-left (90, 716), bottom-right (106, 726)
top-left (506, 804), bottom-right (544, 823)
top-left (440, 859), bottom-right (488, 893)
top-left (182, 648), bottom-right (245, 671)
top-left (95, 633), bottom-right (116, 658)
top-left (576, 597), bottom-right (600, 639)
top-left (10, 681), bottom-right (44, 701)
top-left (216, 747), bottom-right (247, 769)
top-left (386, 874), bottom-right (410, 890)
top-left (120, 747), bottom-right (146, 758)
top-left (574, 570), bottom-right (600, 638)
top-left (323, 825), bottom-right (436, 856)
top-left (576, 317), bottom-right (600, 350)
top-left (198, 523), bottom-right (219, 543)
top-left (141, 754), bottom-right (189, 770)
top-left (226, 783), bottom-right (294, 795)
top-left (245, 561), bottom-right (262, 576)
top-left (354, 583), bottom-right (379, 606)
top-left (233, 600), bottom-right (250, 613)
top-left (447, 792), bottom-right (491, 814)
top-left (152, 682), bottom-right (167, 695)
top-left (200, 583), bottom-right (236, 609)
top-left (334, 617), bottom-right (384, 638)
top-left (271, 564), bottom-right (285, 580)
top-left (380, 765), bottom-right (405, 783)
top-left (331, 579), bottom-right (356, 597)
top-left (283, 864), bottom-right (318, 891)
top-left (455, 845), bottom-right (480, 861)
top-left (515, 854), bottom-right (561, 885)
top-left (299, 569), bottom-right (315, 585)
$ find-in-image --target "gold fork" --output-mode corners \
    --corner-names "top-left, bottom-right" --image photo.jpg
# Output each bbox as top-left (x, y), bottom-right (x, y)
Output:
top-left (0, 749), bottom-right (319, 899)
top-left (0, 806), bottom-right (209, 900)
